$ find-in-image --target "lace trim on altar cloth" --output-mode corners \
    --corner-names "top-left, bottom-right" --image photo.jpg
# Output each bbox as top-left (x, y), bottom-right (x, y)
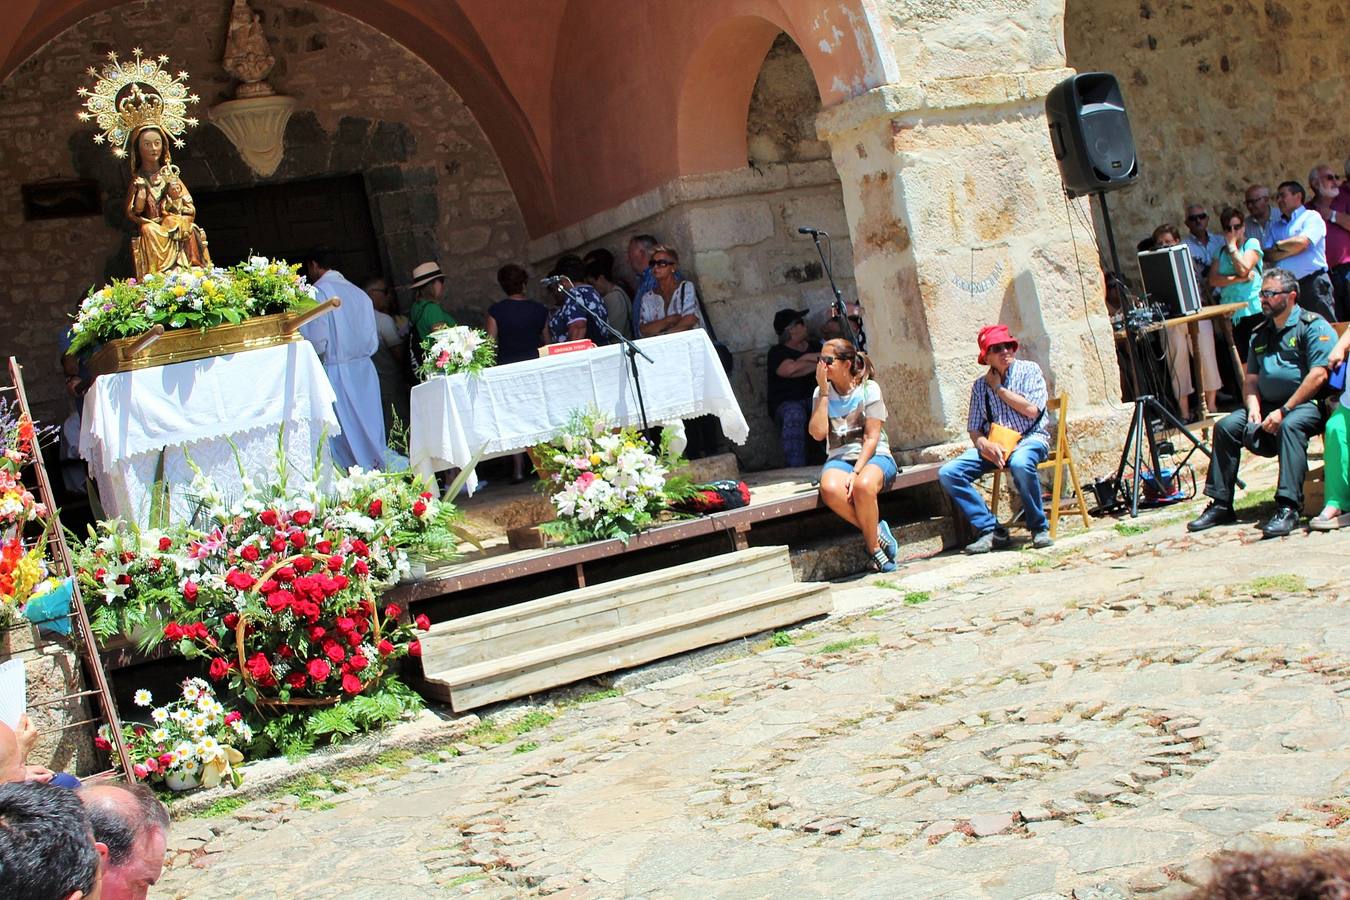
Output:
top-left (82, 415), bottom-right (337, 478)
top-left (410, 401), bottom-right (748, 473)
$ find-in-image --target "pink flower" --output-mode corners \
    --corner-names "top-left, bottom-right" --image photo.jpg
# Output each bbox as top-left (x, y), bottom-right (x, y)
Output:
top-left (576, 471), bottom-right (595, 490)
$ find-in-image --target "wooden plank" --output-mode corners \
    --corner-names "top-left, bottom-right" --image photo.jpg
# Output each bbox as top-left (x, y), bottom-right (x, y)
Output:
top-left (429, 582), bottom-right (832, 710)
top-left (420, 550), bottom-right (795, 673)
top-left (425, 546), bottom-right (790, 639)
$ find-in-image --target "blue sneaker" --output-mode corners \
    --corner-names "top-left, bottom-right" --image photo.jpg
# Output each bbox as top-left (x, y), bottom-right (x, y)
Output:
top-left (869, 547), bottom-right (897, 574)
top-left (877, 520), bottom-right (899, 562)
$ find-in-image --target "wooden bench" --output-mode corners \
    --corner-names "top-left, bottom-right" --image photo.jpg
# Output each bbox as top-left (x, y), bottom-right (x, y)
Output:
top-left (387, 460), bottom-right (946, 603)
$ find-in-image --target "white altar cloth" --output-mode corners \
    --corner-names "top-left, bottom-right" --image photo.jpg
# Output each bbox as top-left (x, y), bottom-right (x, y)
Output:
top-left (79, 342), bottom-right (340, 526)
top-left (408, 330), bottom-right (748, 481)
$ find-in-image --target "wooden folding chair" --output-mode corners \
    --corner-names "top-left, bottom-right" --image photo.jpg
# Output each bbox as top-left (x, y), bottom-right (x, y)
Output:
top-left (990, 393), bottom-right (1092, 538)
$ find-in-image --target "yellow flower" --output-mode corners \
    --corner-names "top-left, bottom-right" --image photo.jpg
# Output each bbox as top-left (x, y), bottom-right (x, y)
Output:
top-left (172, 286), bottom-right (187, 297)
top-left (589, 454), bottom-right (603, 466)
top-left (200, 744), bottom-right (244, 789)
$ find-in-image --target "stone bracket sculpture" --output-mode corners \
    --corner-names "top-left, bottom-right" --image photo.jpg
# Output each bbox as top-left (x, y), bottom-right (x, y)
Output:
top-left (210, 0), bottom-right (295, 177)
top-left (208, 94), bottom-right (296, 177)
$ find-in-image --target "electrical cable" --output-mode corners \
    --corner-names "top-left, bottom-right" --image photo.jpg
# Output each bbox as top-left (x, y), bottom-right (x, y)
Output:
top-left (1063, 190), bottom-right (1128, 411)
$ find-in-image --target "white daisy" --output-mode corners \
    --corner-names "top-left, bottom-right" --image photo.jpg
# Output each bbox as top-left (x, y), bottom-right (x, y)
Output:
top-left (174, 741), bottom-right (193, 761)
top-left (171, 708), bottom-right (190, 725)
top-left (151, 708), bottom-right (169, 725)
top-left (133, 689), bottom-right (152, 707)
top-left (182, 684), bottom-right (201, 702)
top-left (196, 736), bottom-right (221, 759)
top-left (150, 728), bottom-right (168, 743)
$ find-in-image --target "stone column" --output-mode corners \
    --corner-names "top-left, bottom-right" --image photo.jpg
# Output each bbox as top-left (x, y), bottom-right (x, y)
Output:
top-left (815, 73), bottom-right (1126, 464)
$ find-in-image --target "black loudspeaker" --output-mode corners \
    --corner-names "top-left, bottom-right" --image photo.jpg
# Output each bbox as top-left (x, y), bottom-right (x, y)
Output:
top-left (1045, 72), bottom-right (1139, 197)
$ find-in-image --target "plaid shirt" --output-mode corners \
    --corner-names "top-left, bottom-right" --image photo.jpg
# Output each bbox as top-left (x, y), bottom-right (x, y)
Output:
top-left (966, 358), bottom-right (1050, 446)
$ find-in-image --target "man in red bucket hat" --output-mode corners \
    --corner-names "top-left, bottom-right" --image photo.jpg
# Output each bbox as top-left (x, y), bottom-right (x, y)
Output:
top-left (938, 324), bottom-right (1054, 552)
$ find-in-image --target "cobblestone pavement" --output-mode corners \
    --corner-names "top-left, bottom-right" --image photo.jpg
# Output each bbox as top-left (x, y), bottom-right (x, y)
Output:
top-left (157, 488), bottom-right (1350, 899)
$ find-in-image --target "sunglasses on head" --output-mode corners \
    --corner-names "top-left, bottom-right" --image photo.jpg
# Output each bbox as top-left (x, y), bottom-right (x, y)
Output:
top-left (651, 259), bottom-right (675, 268)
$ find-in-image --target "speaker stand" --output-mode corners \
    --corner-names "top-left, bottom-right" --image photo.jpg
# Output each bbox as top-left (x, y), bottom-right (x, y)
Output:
top-left (1095, 190), bottom-right (1231, 516)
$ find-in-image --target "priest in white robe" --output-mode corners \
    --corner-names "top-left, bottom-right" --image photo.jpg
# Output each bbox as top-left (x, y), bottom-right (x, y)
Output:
top-left (300, 249), bottom-right (386, 470)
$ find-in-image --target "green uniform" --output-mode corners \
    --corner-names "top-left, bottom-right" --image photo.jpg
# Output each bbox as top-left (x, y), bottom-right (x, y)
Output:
top-left (1246, 309), bottom-right (1336, 409)
top-left (1204, 308), bottom-right (1334, 508)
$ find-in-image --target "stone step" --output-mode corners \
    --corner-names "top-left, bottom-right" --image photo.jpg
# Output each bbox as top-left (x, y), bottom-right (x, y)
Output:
top-left (421, 578), bottom-right (832, 710)
top-left (420, 545), bottom-right (797, 673)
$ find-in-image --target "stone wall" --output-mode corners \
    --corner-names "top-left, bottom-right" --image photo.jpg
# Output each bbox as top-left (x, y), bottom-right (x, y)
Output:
top-left (0, 620), bottom-right (98, 776)
top-left (0, 0), bottom-right (527, 425)
top-left (1065, 0), bottom-right (1350, 249)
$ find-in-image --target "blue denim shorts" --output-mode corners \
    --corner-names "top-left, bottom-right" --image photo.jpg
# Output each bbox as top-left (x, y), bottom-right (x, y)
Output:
top-left (821, 454), bottom-right (898, 490)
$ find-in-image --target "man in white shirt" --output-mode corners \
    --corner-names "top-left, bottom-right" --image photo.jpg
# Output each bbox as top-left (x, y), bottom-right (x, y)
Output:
top-left (1182, 203), bottom-right (1225, 301)
top-left (1267, 180), bottom-right (1334, 321)
top-left (301, 248), bottom-right (386, 470)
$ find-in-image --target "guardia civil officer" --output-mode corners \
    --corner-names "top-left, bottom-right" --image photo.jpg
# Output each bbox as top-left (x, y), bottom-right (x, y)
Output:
top-left (1187, 267), bottom-right (1336, 537)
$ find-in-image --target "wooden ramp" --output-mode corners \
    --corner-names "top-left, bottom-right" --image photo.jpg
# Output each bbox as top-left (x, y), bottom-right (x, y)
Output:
top-left (417, 545), bottom-right (830, 711)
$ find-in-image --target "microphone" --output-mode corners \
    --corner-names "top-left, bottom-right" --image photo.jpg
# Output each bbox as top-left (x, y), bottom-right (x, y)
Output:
top-left (797, 226), bottom-right (827, 236)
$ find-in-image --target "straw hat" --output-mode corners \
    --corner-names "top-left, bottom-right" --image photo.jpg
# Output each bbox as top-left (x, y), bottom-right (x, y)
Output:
top-left (410, 261), bottom-right (444, 289)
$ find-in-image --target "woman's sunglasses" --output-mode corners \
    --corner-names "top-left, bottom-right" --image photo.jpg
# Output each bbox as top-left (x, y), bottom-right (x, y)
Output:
top-left (651, 259), bottom-right (675, 268)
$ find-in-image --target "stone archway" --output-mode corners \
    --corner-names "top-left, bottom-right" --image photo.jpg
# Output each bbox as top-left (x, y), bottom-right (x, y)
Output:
top-left (0, 0), bottom-right (532, 423)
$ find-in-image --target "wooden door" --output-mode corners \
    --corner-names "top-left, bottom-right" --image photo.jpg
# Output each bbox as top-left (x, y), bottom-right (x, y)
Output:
top-left (193, 175), bottom-right (381, 281)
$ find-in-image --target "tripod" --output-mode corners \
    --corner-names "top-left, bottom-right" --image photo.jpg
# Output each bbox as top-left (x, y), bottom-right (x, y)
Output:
top-left (1094, 191), bottom-right (1233, 516)
top-left (804, 229), bottom-right (863, 348)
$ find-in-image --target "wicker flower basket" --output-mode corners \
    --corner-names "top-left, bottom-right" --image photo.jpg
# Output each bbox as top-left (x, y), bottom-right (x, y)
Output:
top-left (232, 553), bottom-right (385, 712)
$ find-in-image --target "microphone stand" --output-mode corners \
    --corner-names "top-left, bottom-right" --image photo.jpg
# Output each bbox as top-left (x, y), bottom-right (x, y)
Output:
top-left (548, 280), bottom-right (655, 434)
top-left (804, 229), bottom-right (861, 348)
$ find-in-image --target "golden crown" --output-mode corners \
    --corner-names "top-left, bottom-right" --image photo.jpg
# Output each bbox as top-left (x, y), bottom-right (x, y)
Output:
top-left (76, 48), bottom-right (200, 159)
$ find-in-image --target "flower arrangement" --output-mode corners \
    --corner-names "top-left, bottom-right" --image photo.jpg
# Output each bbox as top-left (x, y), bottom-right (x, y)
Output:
top-left (97, 678), bottom-right (248, 790)
top-left (417, 324), bottom-right (496, 381)
top-left (0, 399), bottom-right (62, 623)
top-left (73, 462), bottom-right (466, 716)
top-left (532, 411), bottom-right (694, 545)
top-left (67, 256), bottom-right (317, 355)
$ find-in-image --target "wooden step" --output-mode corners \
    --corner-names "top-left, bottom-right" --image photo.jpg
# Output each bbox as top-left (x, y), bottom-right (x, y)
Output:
top-left (422, 580), bottom-right (832, 710)
top-left (421, 545), bottom-right (795, 673)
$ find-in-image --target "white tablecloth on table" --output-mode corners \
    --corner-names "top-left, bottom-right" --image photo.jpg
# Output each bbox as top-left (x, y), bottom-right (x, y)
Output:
top-left (408, 330), bottom-right (749, 480)
top-left (79, 342), bottom-right (340, 526)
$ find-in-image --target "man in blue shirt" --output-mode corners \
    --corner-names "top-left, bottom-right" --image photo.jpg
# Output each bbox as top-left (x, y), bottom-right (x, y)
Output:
top-left (1267, 181), bottom-right (1334, 321)
top-left (1188, 268), bottom-right (1336, 538)
top-left (1183, 204), bottom-right (1225, 298)
top-left (939, 324), bottom-right (1053, 553)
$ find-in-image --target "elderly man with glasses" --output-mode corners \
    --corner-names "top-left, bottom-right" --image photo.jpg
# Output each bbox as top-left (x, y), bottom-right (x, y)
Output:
top-left (1188, 268), bottom-right (1336, 538)
top-left (1309, 162), bottom-right (1350, 320)
top-left (1183, 203), bottom-right (1225, 295)
top-left (1266, 180), bottom-right (1335, 321)
top-left (938, 324), bottom-right (1053, 553)
top-left (1243, 184), bottom-right (1278, 250)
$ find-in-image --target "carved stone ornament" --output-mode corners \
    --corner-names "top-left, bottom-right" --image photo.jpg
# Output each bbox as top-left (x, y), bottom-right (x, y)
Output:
top-left (208, 94), bottom-right (296, 177)
top-left (222, 0), bottom-right (277, 98)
